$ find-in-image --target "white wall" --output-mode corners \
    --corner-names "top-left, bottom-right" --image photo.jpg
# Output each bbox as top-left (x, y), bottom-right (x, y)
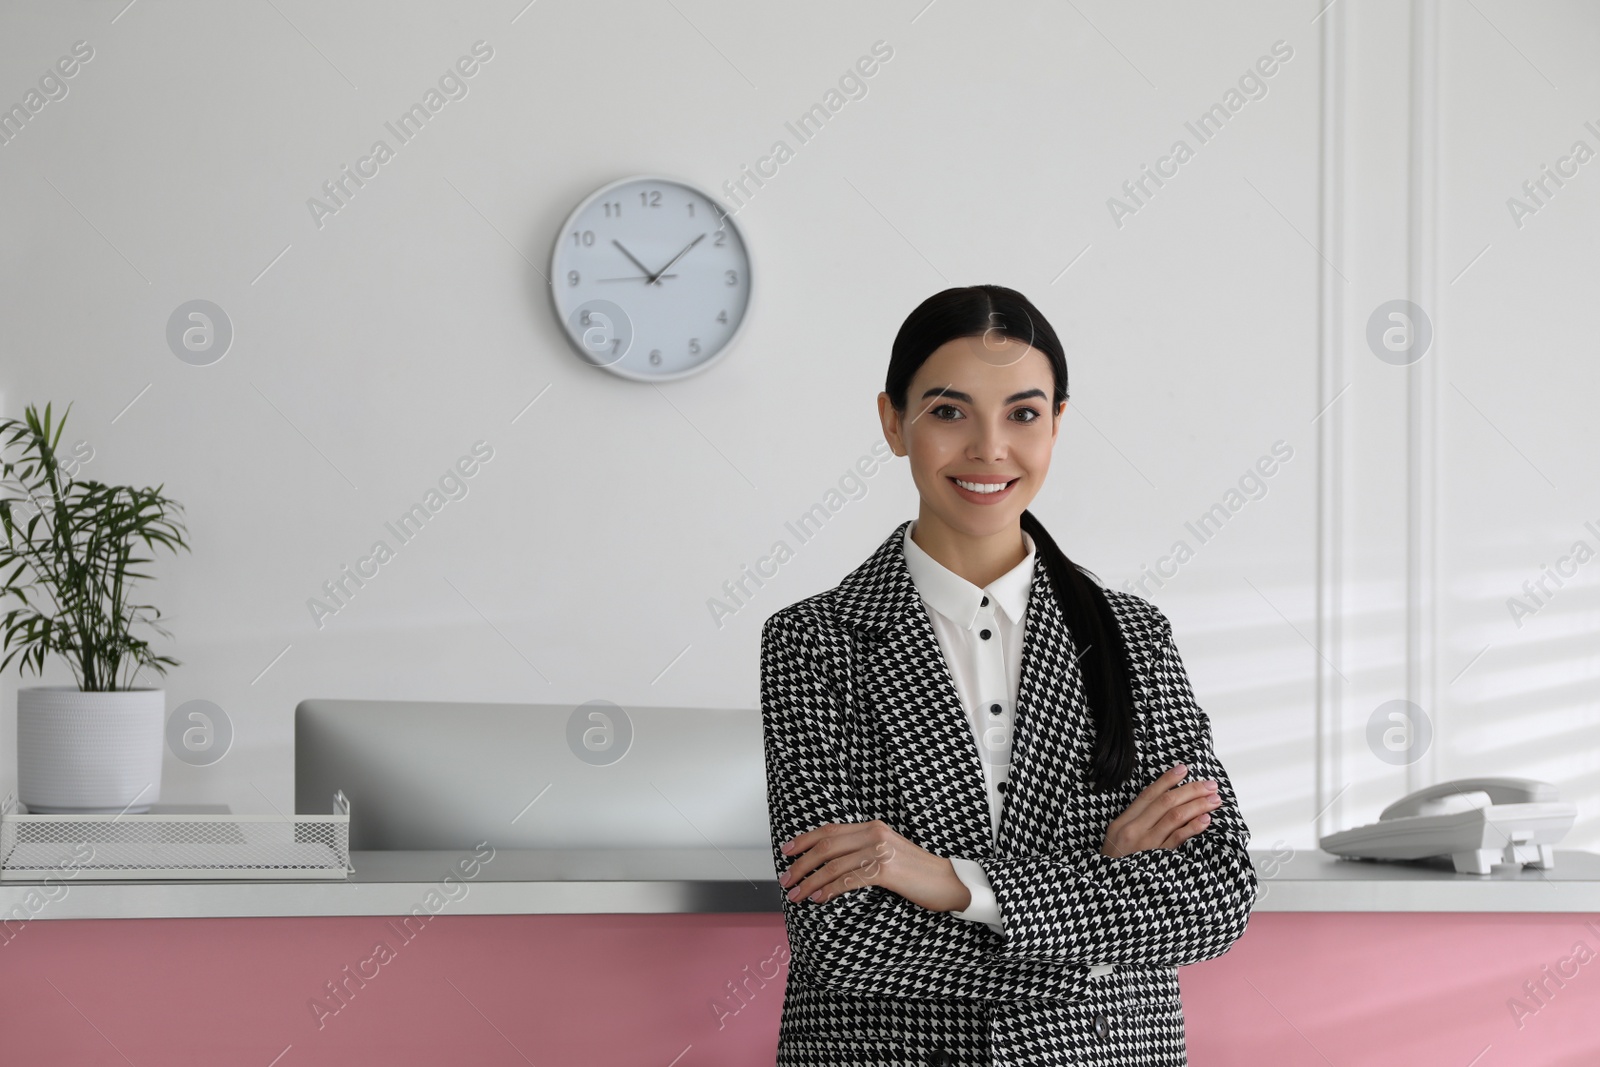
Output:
top-left (0, 0), bottom-right (1594, 852)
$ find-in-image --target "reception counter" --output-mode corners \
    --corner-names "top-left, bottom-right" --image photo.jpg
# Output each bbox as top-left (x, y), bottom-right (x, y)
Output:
top-left (1, 846), bottom-right (1597, 918)
top-left (0, 847), bottom-right (782, 920)
top-left (1, 849), bottom-right (1596, 1065)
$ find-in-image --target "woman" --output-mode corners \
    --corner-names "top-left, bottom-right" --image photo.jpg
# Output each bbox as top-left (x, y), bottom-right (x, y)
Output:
top-left (758, 285), bottom-right (1258, 1066)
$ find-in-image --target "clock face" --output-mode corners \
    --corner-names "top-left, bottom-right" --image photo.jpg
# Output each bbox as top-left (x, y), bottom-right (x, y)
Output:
top-left (549, 175), bottom-right (752, 382)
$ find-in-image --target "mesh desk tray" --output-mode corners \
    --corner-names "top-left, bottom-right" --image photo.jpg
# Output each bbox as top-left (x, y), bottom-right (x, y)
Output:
top-left (0, 790), bottom-right (351, 881)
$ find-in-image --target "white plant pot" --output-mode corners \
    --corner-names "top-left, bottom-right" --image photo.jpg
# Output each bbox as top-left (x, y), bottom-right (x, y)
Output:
top-left (16, 686), bottom-right (166, 814)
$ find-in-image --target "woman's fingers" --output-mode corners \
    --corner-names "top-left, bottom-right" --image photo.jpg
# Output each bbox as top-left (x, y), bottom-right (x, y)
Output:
top-left (802, 848), bottom-right (886, 902)
top-left (1148, 781), bottom-right (1221, 840)
top-left (1158, 813), bottom-right (1214, 850)
top-left (1102, 770), bottom-right (1178, 855)
top-left (1119, 763), bottom-right (1189, 822)
top-left (780, 822), bottom-right (828, 858)
top-left (778, 827), bottom-right (837, 887)
top-left (1102, 765), bottom-right (1223, 856)
top-left (780, 821), bottom-right (889, 902)
top-left (780, 822), bottom-right (862, 882)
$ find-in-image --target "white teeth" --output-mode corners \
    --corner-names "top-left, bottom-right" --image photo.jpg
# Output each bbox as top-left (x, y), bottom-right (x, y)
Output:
top-left (954, 478), bottom-right (1012, 494)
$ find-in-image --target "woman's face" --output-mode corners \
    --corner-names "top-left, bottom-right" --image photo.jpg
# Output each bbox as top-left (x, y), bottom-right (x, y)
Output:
top-left (879, 333), bottom-right (1066, 538)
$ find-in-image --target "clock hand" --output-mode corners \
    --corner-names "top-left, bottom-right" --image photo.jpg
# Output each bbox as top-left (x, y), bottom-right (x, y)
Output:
top-left (611, 239), bottom-right (658, 280)
top-left (595, 273), bottom-right (677, 282)
top-left (646, 233), bottom-right (706, 285)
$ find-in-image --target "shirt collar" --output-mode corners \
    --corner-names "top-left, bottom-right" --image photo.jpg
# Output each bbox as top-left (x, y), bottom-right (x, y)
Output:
top-left (902, 519), bottom-right (1036, 630)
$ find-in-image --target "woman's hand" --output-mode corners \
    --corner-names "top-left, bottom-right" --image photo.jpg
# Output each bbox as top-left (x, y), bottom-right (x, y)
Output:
top-left (1101, 762), bottom-right (1221, 858)
top-left (779, 820), bottom-right (971, 913)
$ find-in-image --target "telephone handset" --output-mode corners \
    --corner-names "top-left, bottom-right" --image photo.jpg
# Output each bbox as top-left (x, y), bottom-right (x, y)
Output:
top-left (1319, 776), bottom-right (1576, 875)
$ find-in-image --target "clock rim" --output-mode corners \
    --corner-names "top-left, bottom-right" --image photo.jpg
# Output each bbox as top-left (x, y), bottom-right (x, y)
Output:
top-left (547, 171), bottom-right (754, 384)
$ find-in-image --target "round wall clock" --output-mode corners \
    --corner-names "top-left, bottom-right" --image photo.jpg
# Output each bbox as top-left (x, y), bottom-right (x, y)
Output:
top-left (549, 174), bottom-right (753, 382)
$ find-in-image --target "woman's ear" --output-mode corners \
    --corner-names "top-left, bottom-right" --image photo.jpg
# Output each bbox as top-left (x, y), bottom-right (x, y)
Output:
top-left (877, 391), bottom-right (906, 457)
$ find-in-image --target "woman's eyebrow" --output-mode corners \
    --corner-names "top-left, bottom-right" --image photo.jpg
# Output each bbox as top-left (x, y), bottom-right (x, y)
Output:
top-left (920, 386), bottom-right (1048, 404)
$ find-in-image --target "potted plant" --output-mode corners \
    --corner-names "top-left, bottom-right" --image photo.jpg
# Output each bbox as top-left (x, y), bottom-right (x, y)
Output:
top-left (0, 402), bottom-right (190, 813)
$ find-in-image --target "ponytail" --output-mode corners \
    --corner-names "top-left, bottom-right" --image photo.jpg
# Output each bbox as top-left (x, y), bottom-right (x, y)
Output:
top-left (1019, 509), bottom-right (1136, 792)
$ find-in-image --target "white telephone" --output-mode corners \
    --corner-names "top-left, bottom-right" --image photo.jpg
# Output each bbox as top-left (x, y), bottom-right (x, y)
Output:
top-left (1318, 777), bottom-right (1577, 875)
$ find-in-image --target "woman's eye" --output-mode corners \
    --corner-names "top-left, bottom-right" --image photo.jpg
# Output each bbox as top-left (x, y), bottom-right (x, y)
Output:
top-left (926, 404), bottom-right (1044, 422)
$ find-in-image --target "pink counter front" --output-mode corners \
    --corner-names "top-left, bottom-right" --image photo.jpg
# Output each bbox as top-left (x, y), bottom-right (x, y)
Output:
top-left (1, 849), bottom-right (1596, 1065)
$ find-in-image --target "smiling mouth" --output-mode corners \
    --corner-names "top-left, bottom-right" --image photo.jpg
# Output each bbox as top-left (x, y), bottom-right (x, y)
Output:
top-left (949, 476), bottom-right (1019, 495)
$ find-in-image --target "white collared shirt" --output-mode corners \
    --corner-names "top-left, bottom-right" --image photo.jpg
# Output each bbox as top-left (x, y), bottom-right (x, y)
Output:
top-left (901, 519), bottom-right (1115, 979)
top-left (901, 519), bottom-right (1030, 933)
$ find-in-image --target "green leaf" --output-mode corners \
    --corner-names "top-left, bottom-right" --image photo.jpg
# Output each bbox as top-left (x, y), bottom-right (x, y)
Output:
top-left (0, 402), bottom-right (190, 691)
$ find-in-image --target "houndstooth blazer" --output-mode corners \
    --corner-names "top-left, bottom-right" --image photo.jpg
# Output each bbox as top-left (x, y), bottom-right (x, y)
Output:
top-left (759, 519), bottom-right (1258, 1067)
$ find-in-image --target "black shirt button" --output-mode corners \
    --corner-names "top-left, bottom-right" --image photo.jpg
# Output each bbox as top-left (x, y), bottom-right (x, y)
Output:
top-left (989, 703), bottom-right (1002, 715)
top-left (1092, 1012), bottom-right (1110, 1039)
top-left (997, 780), bottom-right (1009, 794)
top-left (979, 628), bottom-right (992, 640)
top-left (981, 595), bottom-right (989, 606)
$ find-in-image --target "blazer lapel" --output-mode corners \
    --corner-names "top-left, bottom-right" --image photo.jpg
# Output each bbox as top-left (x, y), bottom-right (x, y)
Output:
top-left (830, 520), bottom-right (1095, 860)
top-left (999, 562), bottom-right (1094, 854)
top-left (832, 520), bottom-right (992, 858)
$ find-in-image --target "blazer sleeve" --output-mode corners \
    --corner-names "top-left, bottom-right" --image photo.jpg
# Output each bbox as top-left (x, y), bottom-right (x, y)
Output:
top-left (978, 610), bottom-right (1259, 969)
top-left (760, 604), bottom-right (1103, 1002)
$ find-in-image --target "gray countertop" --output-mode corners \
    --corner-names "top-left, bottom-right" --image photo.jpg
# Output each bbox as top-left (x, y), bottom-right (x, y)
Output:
top-left (2, 848), bottom-right (1595, 920)
top-left (1251, 847), bottom-right (1600, 912)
